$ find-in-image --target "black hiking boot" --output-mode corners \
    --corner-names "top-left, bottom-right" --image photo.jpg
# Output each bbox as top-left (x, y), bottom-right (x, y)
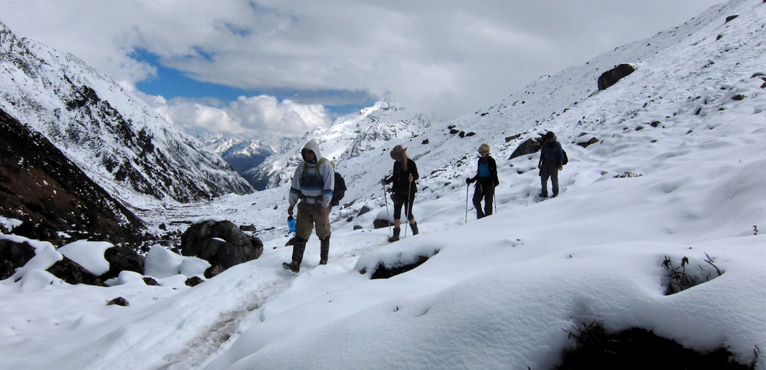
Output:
top-left (282, 238), bottom-right (306, 273)
top-left (388, 227), bottom-right (401, 242)
top-left (319, 234), bottom-right (330, 265)
top-left (410, 222), bottom-right (419, 235)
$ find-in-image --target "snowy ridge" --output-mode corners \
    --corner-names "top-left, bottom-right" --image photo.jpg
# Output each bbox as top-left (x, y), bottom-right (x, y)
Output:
top-left (0, 1), bottom-right (764, 369)
top-left (243, 96), bottom-right (430, 191)
top-left (198, 133), bottom-right (276, 189)
top-left (0, 21), bottom-right (253, 205)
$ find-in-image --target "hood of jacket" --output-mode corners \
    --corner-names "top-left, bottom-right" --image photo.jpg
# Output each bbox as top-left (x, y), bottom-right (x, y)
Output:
top-left (302, 139), bottom-right (323, 163)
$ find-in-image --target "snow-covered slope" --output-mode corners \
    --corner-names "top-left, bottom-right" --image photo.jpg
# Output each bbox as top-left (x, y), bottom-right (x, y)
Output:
top-left (0, 1), bottom-right (764, 369)
top-left (0, 21), bottom-right (253, 205)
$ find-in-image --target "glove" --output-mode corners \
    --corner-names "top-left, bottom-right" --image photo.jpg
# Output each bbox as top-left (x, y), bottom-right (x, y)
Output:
top-left (466, 178), bottom-right (473, 184)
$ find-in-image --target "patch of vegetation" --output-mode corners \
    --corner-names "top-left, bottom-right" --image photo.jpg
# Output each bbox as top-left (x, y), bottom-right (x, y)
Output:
top-left (555, 321), bottom-right (754, 370)
top-left (359, 252), bottom-right (438, 279)
top-left (662, 253), bottom-right (723, 295)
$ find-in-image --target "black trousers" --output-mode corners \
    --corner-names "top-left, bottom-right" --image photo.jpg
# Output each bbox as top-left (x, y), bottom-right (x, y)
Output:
top-left (392, 191), bottom-right (415, 221)
top-left (472, 181), bottom-right (494, 219)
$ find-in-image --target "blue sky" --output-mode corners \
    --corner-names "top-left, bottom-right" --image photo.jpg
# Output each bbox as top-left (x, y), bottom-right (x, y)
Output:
top-left (132, 49), bottom-right (375, 117)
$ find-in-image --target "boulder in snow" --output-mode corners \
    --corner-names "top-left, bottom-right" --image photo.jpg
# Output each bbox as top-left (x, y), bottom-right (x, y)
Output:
top-left (103, 246), bottom-right (145, 280)
top-left (0, 238), bottom-right (36, 280)
top-left (180, 220), bottom-right (263, 278)
top-left (508, 134), bottom-right (545, 160)
top-left (597, 64), bottom-right (636, 90)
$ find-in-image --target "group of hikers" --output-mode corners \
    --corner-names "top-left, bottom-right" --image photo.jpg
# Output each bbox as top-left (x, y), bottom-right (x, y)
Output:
top-left (282, 132), bottom-right (566, 273)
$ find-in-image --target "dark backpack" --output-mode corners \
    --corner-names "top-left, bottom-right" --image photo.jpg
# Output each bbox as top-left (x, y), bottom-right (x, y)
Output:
top-left (331, 172), bottom-right (346, 207)
top-left (562, 149), bottom-right (568, 165)
top-left (303, 158), bottom-right (347, 207)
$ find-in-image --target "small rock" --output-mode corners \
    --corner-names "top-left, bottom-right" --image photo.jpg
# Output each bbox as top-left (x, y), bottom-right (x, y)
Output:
top-left (357, 205), bottom-right (372, 217)
top-left (107, 297), bottom-right (129, 306)
top-left (185, 276), bottom-right (204, 287)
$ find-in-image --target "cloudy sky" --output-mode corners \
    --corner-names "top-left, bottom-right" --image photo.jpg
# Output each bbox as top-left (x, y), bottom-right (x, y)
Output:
top-left (0, 0), bottom-right (723, 140)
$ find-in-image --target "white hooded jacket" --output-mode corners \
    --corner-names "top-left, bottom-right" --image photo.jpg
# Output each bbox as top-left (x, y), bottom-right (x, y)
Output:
top-left (289, 139), bottom-right (335, 208)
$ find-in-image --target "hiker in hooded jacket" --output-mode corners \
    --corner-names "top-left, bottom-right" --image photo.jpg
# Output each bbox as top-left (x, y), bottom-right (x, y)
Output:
top-left (283, 139), bottom-right (334, 273)
top-left (466, 143), bottom-right (499, 219)
top-left (380, 145), bottom-right (419, 242)
top-left (538, 131), bottom-right (564, 198)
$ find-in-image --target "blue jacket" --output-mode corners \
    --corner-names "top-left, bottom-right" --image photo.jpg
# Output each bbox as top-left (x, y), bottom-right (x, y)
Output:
top-left (540, 141), bottom-right (564, 165)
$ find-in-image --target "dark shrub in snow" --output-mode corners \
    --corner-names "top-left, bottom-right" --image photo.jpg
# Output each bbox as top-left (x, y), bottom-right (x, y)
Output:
top-left (558, 321), bottom-right (753, 370)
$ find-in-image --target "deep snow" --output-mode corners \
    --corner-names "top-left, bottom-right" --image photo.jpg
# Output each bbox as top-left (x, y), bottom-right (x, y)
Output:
top-left (1, 0), bottom-right (765, 369)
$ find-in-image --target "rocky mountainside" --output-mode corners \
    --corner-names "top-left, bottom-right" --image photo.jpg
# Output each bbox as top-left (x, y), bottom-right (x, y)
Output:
top-left (0, 21), bottom-right (253, 205)
top-left (0, 108), bottom-right (145, 245)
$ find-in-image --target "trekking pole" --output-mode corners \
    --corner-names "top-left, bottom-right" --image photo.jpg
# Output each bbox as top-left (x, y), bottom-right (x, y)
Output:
top-left (465, 183), bottom-right (469, 224)
top-left (383, 183), bottom-right (392, 235)
top-left (404, 179), bottom-right (413, 238)
top-left (493, 185), bottom-right (497, 216)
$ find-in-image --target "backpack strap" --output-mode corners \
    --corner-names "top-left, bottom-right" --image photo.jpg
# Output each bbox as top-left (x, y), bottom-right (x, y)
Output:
top-left (303, 158), bottom-right (329, 174)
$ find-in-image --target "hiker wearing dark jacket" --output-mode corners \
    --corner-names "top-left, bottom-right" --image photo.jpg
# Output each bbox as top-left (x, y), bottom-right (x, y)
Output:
top-left (538, 131), bottom-right (564, 198)
top-left (283, 139), bottom-right (334, 273)
top-left (466, 143), bottom-right (499, 219)
top-left (380, 145), bottom-right (419, 242)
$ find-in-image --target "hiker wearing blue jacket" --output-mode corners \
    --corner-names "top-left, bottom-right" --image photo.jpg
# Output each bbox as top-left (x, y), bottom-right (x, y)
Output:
top-left (538, 131), bottom-right (564, 198)
top-left (283, 139), bottom-right (335, 273)
top-left (466, 143), bottom-right (499, 219)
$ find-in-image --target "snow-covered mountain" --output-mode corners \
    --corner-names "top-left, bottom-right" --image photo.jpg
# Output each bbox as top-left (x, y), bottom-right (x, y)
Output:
top-left (0, 21), bottom-right (253, 205)
top-left (1, 1), bottom-right (764, 370)
top-left (197, 133), bottom-right (276, 190)
top-left (243, 97), bottom-right (432, 191)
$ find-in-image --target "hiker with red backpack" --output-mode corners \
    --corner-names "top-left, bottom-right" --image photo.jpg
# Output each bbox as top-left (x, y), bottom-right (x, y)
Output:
top-left (283, 139), bottom-right (334, 273)
top-left (380, 145), bottom-right (419, 242)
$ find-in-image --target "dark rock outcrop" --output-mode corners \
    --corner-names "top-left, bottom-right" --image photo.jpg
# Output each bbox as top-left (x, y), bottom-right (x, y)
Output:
top-left (357, 205), bottom-right (372, 217)
top-left (185, 276), bottom-right (204, 287)
top-left (509, 134), bottom-right (545, 160)
top-left (47, 256), bottom-right (106, 286)
top-left (0, 108), bottom-right (145, 245)
top-left (597, 64), bottom-right (636, 90)
top-left (102, 247), bottom-right (145, 280)
top-left (373, 219), bottom-right (393, 229)
top-left (180, 220), bottom-right (263, 278)
top-left (0, 239), bottom-right (36, 280)
top-left (239, 224), bottom-right (256, 232)
top-left (106, 297), bottom-right (129, 306)
top-left (577, 137), bottom-right (600, 148)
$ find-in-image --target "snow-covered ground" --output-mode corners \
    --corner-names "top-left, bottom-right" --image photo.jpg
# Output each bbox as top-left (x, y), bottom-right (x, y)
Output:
top-left (1, 0), bottom-right (765, 369)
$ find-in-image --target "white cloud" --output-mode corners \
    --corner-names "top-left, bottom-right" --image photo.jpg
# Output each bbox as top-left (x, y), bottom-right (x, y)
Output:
top-left (0, 0), bottom-right (724, 121)
top-left (140, 93), bottom-right (330, 139)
